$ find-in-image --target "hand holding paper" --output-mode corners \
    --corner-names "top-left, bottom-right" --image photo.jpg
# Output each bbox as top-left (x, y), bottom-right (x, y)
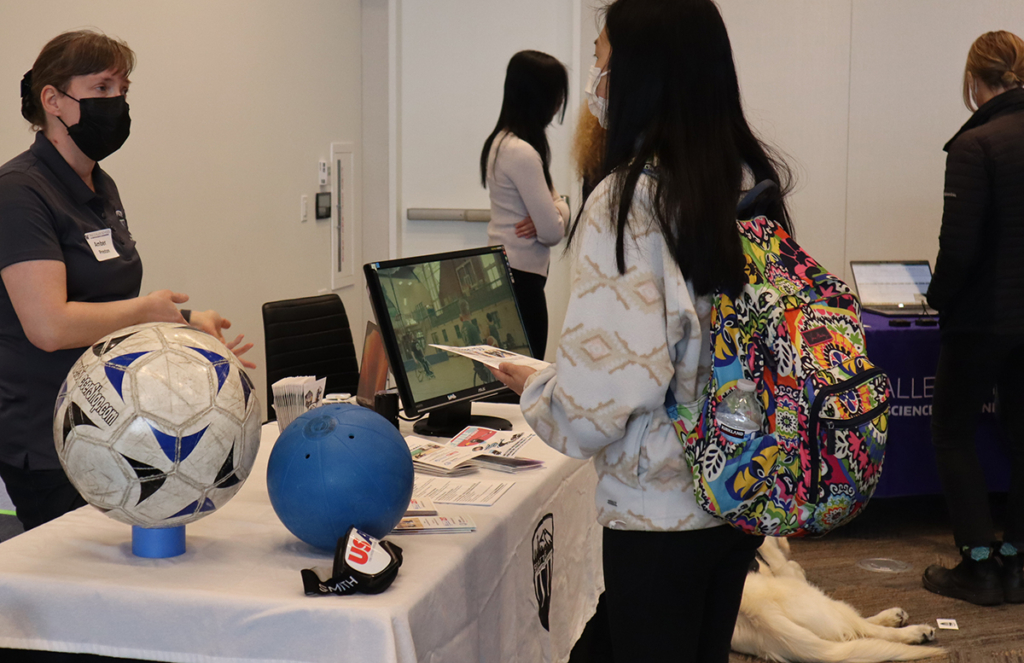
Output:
top-left (489, 362), bottom-right (537, 396)
top-left (429, 344), bottom-right (546, 395)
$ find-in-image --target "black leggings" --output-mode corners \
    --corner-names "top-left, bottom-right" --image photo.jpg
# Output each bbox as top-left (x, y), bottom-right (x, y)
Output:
top-left (601, 525), bottom-right (763, 663)
top-left (931, 333), bottom-right (1024, 548)
top-left (510, 268), bottom-right (547, 359)
top-left (0, 460), bottom-right (86, 531)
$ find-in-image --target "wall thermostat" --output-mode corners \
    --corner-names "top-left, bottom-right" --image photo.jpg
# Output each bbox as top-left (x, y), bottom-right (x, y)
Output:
top-left (315, 192), bottom-right (331, 219)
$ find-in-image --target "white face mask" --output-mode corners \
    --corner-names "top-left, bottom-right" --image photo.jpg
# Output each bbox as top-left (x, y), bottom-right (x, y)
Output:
top-left (584, 65), bottom-right (609, 128)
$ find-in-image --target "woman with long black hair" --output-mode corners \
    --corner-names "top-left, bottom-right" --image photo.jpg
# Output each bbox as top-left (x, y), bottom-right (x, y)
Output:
top-left (480, 50), bottom-right (569, 359)
top-left (491, 1), bottom-right (792, 660)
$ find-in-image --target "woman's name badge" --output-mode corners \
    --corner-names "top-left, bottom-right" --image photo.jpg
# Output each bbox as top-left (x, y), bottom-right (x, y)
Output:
top-left (85, 229), bottom-right (117, 262)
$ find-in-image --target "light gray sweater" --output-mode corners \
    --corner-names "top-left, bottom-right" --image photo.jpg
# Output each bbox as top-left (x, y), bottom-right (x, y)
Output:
top-left (521, 171), bottom-right (721, 532)
top-left (486, 131), bottom-right (569, 277)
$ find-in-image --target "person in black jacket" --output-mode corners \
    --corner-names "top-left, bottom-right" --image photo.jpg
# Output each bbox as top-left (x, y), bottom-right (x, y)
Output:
top-left (923, 30), bottom-right (1024, 606)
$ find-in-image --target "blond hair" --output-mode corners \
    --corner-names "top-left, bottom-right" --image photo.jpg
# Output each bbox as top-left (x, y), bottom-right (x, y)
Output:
top-left (570, 102), bottom-right (606, 187)
top-left (964, 30), bottom-right (1024, 111)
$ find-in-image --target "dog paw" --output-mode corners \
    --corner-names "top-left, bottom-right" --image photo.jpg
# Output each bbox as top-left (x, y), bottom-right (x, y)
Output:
top-left (901, 624), bottom-right (936, 643)
top-left (870, 607), bottom-right (909, 626)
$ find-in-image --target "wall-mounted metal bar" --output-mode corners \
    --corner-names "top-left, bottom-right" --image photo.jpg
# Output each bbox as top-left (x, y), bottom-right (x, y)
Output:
top-left (406, 208), bottom-right (491, 222)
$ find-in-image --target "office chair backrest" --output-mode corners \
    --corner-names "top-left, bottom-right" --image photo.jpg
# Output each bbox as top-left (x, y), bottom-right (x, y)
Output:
top-left (262, 294), bottom-right (359, 420)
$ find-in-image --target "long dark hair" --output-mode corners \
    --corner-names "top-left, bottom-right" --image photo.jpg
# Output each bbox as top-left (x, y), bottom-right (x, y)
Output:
top-left (569, 0), bottom-right (792, 297)
top-left (480, 50), bottom-right (569, 190)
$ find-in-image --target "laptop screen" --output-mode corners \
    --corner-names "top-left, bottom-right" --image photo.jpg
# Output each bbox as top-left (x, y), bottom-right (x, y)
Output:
top-left (849, 261), bottom-right (932, 309)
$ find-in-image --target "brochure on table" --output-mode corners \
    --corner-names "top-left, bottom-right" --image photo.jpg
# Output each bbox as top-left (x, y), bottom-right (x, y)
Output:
top-left (412, 475), bottom-right (515, 507)
top-left (393, 514), bottom-right (476, 534)
top-left (396, 424), bottom-right (542, 533)
top-left (406, 426), bottom-right (543, 476)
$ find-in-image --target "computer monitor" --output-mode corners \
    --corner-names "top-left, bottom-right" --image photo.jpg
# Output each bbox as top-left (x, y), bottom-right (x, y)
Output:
top-left (363, 246), bottom-right (532, 437)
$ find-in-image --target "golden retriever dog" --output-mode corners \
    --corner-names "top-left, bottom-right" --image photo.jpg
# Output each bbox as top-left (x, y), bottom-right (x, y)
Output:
top-left (732, 538), bottom-right (945, 662)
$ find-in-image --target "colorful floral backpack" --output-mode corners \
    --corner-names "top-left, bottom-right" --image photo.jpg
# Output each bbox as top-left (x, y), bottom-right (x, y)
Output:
top-left (666, 192), bottom-right (891, 537)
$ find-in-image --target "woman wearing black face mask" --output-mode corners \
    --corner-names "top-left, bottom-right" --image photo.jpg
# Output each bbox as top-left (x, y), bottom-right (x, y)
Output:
top-left (0, 30), bottom-right (254, 532)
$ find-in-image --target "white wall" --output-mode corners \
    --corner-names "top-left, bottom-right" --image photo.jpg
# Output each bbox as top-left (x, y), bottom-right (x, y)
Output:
top-left (382, 0), bottom-right (1024, 361)
top-left (718, 1), bottom-right (852, 277)
top-left (0, 0), bottom-right (364, 419)
top-left (846, 0), bottom-right (1024, 265)
top-left (395, 0), bottom-right (578, 361)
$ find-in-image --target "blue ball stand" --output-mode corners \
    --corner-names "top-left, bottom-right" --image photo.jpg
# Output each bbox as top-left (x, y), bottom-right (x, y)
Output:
top-left (132, 525), bottom-right (186, 558)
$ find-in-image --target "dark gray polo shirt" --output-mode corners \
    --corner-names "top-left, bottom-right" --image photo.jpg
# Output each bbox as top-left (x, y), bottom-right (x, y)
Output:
top-left (0, 132), bottom-right (142, 470)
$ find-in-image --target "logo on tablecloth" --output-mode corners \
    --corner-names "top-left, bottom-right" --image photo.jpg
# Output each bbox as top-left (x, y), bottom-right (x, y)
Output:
top-left (532, 513), bottom-right (554, 631)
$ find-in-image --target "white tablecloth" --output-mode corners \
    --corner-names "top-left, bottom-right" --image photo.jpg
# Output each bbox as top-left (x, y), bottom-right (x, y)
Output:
top-left (0, 403), bottom-right (603, 663)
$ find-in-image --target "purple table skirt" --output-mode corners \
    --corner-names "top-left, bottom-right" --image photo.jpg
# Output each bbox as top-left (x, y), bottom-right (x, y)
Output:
top-left (862, 311), bottom-right (1010, 498)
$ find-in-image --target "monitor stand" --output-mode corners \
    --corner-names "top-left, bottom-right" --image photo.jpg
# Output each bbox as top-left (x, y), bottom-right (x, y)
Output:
top-left (412, 399), bottom-right (512, 438)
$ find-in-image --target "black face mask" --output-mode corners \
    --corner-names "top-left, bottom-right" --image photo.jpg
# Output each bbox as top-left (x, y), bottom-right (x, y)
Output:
top-left (58, 93), bottom-right (131, 162)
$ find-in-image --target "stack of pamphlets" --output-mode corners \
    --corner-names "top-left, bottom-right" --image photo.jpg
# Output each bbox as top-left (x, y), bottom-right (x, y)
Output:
top-left (407, 438), bottom-right (479, 477)
top-left (271, 376), bottom-right (326, 432)
top-left (404, 496), bottom-right (437, 517)
top-left (460, 428), bottom-right (544, 473)
top-left (392, 514), bottom-right (477, 534)
top-left (390, 493), bottom-right (477, 534)
top-left (406, 426), bottom-right (543, 477)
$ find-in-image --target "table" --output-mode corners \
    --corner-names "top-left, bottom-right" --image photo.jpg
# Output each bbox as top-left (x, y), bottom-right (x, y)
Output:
top-left (0, 403), bottom-right (603, 663)
top-left (863, 311), bottom-right (1011, 497)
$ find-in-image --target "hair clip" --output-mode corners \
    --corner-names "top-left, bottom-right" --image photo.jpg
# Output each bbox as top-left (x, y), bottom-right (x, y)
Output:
top-left (20, 70), bottom-right (32, 100)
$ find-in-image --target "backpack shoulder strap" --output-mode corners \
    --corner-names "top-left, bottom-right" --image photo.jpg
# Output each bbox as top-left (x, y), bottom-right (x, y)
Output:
top-left (736, 180), bottom-right (778, 219)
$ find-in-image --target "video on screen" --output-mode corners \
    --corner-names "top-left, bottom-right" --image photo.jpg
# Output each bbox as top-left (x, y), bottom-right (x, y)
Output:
top-left (374, 251), bottom-right (529, 404)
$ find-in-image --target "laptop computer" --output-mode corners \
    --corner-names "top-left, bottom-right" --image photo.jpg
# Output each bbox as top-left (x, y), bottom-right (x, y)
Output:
top-left (849, 260), bottom-right (938, 317)
top-left (356, 320), bottom-right (390, 409)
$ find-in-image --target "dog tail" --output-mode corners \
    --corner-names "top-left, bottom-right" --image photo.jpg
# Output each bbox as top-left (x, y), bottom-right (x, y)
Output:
top-left (734, 612), bottom-right (945, 663)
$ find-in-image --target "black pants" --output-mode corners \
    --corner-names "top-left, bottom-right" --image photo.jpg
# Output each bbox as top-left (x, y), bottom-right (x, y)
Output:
top-left (0, 460), bottom-right (86, 531)
top-left (931, 333), bottom-right (1024, 549)
top-left (601, 525), bottom-right (762, 663)
top-left (510, 268), bottom-right (547, 359)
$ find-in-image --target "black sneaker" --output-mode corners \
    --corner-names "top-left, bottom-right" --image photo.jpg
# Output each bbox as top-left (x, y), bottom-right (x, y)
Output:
top-left (923, 558), bottom-right (1004, 606)
top-left (999, 553), bottom-right (1024, 604)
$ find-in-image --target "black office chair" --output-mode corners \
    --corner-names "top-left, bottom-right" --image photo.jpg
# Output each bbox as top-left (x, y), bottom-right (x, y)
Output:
top-left (262, 294), bottom-right (359, 421)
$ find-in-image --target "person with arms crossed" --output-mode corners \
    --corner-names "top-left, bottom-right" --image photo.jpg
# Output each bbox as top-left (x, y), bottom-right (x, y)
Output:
top-left (923, 30), bottom-right (1024, 607)
top-left (491, 1), bottom-right (793, 660)
top-left (0, 30), bottom-right (254, 531)
top-left (480, 50), bottom-right (569, 359)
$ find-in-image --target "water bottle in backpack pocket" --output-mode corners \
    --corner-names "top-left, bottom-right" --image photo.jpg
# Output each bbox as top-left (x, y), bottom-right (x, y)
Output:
top-left (715, 379), bottom-right (762, 444)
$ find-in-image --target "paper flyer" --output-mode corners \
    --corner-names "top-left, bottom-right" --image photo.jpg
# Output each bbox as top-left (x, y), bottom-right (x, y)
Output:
top-left (452, 427), bottom-right (535, 458)
top-left (429, 344), bottom-right (550, 371)
top-left (407, 436), bottom-right (482, 472)
top-left (406, 427), bottom-right (542, 476)
top-left (393, 514), bottom-right (476, 534)
top-left (404, 497), bottom-right (437, 517)
top-left (413, 476), bottom-right (515, 507)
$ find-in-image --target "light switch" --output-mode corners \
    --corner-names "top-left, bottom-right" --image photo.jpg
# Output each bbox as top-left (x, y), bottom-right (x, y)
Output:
top-left (301, 195), bottom-right (308, 222)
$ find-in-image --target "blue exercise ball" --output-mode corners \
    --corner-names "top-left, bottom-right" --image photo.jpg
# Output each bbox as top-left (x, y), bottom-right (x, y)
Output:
top-left (266, 403), bottom-right (413, 550)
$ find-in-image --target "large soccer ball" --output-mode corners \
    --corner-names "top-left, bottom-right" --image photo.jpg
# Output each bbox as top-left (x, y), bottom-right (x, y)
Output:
top-left (53, 322), bottom-right (262, 528)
